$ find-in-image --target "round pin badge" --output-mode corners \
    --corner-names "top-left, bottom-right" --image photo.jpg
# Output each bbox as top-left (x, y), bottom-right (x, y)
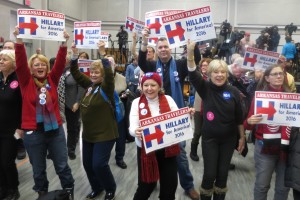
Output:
top-left (139, 103), bottom-right (145, 109)
top-left (175, 77), bottom-right (180, 82)
top-left (159, 73), bottom-right (163, 77)
top-left (39, 99), bottom-right (46, 105)
top-left (40, 87), bottom-right (47, 93)
top-left (223, 91), bottom-right (231, 100)
top-left (173, 71), bottom-right (178, 76)
top-left (157, 68), bottom-right (161, 73)
top-left (10, 80), bottom-right (19, 89)
top-left (39, 93), bottom-right (46, 99)
top-left (206, 111), bottom-right (215, 121)
top-left (141, 108), bottom-right (148, 115)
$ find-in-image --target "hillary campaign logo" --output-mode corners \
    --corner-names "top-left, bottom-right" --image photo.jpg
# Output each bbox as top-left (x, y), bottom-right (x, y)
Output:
top-left (147, 18), bottom-right (161, 34)
top-left (19, 17), bottom-right (38, 35)
top-left (74, 29), bottom-right (84, 45)
top-left (143, 125), bottom-right (164, 148)
top-left (256, 100), bottom-right (276, 120)
top-left (165, 22), bottom-right (185, 44)
top-left (244, 52), bottom-right (257, 67)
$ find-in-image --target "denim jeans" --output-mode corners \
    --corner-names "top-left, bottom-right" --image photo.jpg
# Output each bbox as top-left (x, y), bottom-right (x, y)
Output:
top-left (23, 126), bottom-right (74, 192)
top-left (115, 118), bottom-right (126, 162)
top-left (177, 141), bottom-right (194, 192)
top-left (82, 139), bottom-right (116, 193)
top-left (254, 140), bottom-right (290, 200)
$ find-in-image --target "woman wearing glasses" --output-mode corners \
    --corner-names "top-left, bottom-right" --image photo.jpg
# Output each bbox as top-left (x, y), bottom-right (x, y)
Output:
top-left (70, 41), bottom-right (118, 200)
top-left (244, 64), bottom-right (290, 200)
top-left (13, 27), bottom-right (74, 199)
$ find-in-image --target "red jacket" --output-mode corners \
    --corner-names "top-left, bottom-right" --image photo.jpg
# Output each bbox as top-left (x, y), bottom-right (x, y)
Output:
top-left (15, 43), bottom-right (66, 130)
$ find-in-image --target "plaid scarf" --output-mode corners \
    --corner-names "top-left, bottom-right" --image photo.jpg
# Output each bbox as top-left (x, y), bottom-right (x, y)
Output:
top-left (34, 78), bottom-right (58, 132)
top-left (138, 94), bottom-right (180, 183)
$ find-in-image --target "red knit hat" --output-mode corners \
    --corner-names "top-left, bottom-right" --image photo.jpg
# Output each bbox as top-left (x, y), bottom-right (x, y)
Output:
top-left (141, 72), bottom-right (162, 87)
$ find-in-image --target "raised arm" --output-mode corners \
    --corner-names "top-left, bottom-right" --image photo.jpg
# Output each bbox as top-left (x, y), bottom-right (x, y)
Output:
top-left (138, 26), bottom-right (155, 72)
top-left (50, 30), bottom-right (70, 85)
top-left (131, 32), bottom-right (138, 58)
top-left (13, 26), bottom-right (31, 87)
top-left (100, 58), bottom-right (115, 99)
top-left (97, 40), bottom-right (107, 58)
top-left (187, 41), bottom-right (206, 97)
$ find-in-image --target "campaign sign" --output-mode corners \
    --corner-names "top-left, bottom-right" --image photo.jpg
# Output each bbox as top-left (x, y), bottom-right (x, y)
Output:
top-left (254, 91), bottom-right (300, 127)
top-left (74, 21), bottom-right (101, 49)
top-left (78, 59), bottom-right (94, 76)
top-left (161, 6), bottom-right (216, 49)
top-left (100, 32), bottom-right (109, 48)
top-left (145, 9), bottom-right (184, 45)
top-left (17, 9), bottom-right (65, 41)
top-left (140, 107), bottom-right (193, 154)
top-left (243, 47), bottom-right (280, 71)
top-left (125, 16), bottom-right (145, 36)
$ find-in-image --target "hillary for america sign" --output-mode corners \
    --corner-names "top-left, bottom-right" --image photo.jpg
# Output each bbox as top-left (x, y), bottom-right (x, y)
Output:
top-left (78, 59), bottom-right (94, 76)
top-left (74, 21), bottom-right (101, 49)
top-left (145, 9), bottom-right (184, 45)
top-left (17, 9), bottom-right (65, 41)
top-left (161, 6), bottom-right (216, 49)
top-left (125, 16), bottom-right (145, 36)
top-left (140, 107), bottom-right (193, 154)
top-left (243, 47), bottom-right (280, 71)
top-left (255, 91), bottom-right (300, 127)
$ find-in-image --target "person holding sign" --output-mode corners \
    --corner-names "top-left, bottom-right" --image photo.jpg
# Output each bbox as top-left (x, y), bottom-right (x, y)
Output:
top-left (70, 41), bottom-right (118, 200)
top-left (139, 26), bottom-right (201, 200)
top-left (188, 41), bottom-right (245, 200)
top-left (244, 64), bottom-right (290, 200)
top-left (13, 27), bottom-right (74, 199)
top-left (129, 72), bottom-right (180, 200)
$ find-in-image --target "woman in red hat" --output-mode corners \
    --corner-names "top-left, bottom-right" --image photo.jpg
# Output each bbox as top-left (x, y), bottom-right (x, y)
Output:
top-left (129, 72), bottom-right (193, 200)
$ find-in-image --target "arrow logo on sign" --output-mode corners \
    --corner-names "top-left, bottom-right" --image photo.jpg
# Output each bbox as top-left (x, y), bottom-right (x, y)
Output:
top-left (257, 101), bottom-right (276, 120)
top-left (126, 21), bottom-right (134, 31)
top-left (148, 18), bottom-right (161, 33)
top-left (244, 53), bottom-right (257, 66)
top-left (75, 29), bottom-right (84, 45)
top-left (144, 127), bottom-right (164, 143)
top-left (166, 23), bottom-right (185, 40)
top-left (19, 18), bottom-right (39, 34)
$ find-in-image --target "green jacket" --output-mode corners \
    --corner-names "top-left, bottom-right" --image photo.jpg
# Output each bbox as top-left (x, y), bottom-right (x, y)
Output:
top-left (70, 59), bottom-right (118, 143)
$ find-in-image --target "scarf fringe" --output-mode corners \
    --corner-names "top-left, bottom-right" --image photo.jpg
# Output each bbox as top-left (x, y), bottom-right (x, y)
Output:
top-left (141, 147), bottom-right (160, 183)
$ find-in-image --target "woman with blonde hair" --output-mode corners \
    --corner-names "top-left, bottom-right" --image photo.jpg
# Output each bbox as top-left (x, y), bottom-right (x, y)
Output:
top-left (14, 27), bottom-right (74, 199)
top-left (70, 41), bottom-right (118, 200)
top-left (0, 49), bottom-right (22, 200)
top-left (188, 41), bottom-right (245, 200)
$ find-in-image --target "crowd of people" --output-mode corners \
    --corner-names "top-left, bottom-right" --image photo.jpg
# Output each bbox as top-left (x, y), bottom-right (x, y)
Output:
top-left (0, 20), bottom-right (300, 200)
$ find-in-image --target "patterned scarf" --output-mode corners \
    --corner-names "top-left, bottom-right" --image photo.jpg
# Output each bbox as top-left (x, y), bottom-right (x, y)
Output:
top-left (260, 86), bottom-right (290, 160)
top-left (57, 73), bottom-right (66, 122)
top-left (138, 94), bottom-right (180, 183)
top-left (156, 58), bottom-right (185, 108)
top-left (34, 78), bottom-right (59, 132)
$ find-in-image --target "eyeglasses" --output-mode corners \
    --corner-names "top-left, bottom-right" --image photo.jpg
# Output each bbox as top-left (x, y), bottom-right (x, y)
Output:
top-left (269, 72), bottom-right (284, 77)
top-left (33, 63), bottom-right (47, 67)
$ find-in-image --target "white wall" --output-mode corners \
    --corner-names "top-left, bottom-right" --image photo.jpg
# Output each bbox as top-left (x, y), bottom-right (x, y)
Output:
top-left (1, 0), bottom-right (300, 57)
